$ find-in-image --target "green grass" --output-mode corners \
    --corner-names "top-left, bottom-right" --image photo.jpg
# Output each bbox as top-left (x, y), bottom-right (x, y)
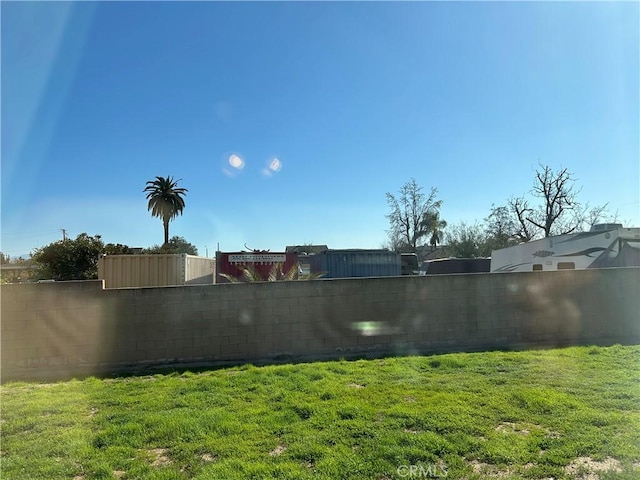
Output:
top-left (2, 345), bottom-right (639, 479)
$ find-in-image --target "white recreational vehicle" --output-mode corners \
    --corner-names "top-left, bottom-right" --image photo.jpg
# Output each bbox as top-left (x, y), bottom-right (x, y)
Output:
top-left (490, 224), bottom-right (640, 273)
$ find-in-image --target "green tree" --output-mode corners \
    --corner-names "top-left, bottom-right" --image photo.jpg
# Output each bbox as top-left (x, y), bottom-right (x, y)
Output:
top-left (386, 179), bottom-right (444, 253)
top-left (144, 176), bottom-right (188, 246)
top-left (442, 223), bottom-right (493, 258)
top-left (144, 236), bottom-right (198, 255)
top-left (31, 233), bottom-right (105, 280)
top-left (104, 243), bottom-right (134, 255)
top-left (484, 205), bottom-right (520, 250)
top-left (421, 211), bottom-right (447, 249)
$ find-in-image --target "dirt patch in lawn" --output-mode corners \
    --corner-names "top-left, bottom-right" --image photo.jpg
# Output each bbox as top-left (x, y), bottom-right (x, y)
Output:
top-left (467, 456), bottom-right (625, 480)
top-left (564, 457), bottom-right (622, 479)
top-left (148, 448), bottom-right (172, 467)
top-left (269, 444), bottom-right (286, 456)
top-left (495, 421), bottom-right (560, 438)
top-left (201, 453), bottom-right (216, 462)
top-left (467, 460), bottom-right (514, 478)
top-left (495, 421), bottom-right (530, 435)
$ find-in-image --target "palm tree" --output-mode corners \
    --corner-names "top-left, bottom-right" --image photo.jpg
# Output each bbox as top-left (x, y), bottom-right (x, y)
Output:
top-left (143, 176), bottom-right (188, 246)
top-left (220, 263), bottom-right (326, 283)
top-left (421, 211), bottom-right (447, 250)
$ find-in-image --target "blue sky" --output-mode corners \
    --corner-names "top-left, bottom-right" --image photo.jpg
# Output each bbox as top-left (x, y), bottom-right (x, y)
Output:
top-left (2, 1), bottom-right (638, 258)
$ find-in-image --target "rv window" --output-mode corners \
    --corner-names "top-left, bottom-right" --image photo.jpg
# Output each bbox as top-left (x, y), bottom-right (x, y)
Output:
top-left (557, 262), bottom-right (575, 270)
top-left (533, 264), bottom-right (543, 271)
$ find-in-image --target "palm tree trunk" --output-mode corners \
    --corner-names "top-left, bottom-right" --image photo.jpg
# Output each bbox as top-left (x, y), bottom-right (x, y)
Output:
top-left (163, 219), bottom-right (169, 246)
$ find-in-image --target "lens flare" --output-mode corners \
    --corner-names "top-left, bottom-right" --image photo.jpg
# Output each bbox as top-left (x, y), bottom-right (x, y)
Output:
top-left (262, 157), bottom-right (282, 177)
top-left (269, 157), bottom-right (282, 172)
top-left (229, 154), bottom-right (244, 169)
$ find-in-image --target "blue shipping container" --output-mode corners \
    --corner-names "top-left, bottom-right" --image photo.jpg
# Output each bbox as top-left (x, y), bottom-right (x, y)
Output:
top-left (308, 250), bottom-right (401, 278)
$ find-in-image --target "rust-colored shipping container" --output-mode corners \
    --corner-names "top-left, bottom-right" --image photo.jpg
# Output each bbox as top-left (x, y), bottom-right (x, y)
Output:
top-left (98, 254), bottom-right (215, 288)
top-left (215, 251), bottom-right (298, 283)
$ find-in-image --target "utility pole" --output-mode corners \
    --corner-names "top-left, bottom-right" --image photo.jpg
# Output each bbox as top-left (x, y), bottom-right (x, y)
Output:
top-left (61, 229), bottom-right (67, 241)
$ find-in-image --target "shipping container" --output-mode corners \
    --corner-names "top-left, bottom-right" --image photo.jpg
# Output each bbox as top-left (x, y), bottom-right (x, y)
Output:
top-left (400, 253), bottom-right (419, 275)
top-left (215, 251), bottom-right (299, 283)
top-left (98, 254), bottom-right (215, 288)
top-left (308, 249), bottom-right (401, 278)
top-left (419, 257), bottom-right (491, 275)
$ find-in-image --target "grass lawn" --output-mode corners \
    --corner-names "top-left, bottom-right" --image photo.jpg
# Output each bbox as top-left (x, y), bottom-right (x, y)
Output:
top-left (1, 345), bottom-right (639, 479)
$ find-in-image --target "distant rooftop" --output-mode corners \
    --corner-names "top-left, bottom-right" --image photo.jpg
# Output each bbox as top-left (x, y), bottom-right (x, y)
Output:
top-left (589, 223), bottom-right (623, 232)
top-left (285, 245), bottom-right (328, 255)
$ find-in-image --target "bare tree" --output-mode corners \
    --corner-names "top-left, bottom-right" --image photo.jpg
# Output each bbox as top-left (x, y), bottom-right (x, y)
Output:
top-left (508, 196), bottom-right (536, 241)
top-left (524, 165), bottom-right (582, 237)
top-left (501, 165), bottom-right (612, 240)
top-left (585, 203), bottom-right (616, 227)
top-left (386, 179), bottom-right (443, 253)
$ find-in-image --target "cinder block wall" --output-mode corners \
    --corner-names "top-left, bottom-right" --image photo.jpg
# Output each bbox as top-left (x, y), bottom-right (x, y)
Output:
top-left (1, 268), bottom-right (639, 382)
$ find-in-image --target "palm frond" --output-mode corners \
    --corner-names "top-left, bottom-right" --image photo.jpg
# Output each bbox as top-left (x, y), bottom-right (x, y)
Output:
top-left (241, 265), bottom-right (265, 282)
top-left (219, 273), bottom-right (240, 283)
top-left (221, 262), bottom-right (326, 283)
top-left (283, 263), bottom-right (299, 281)
top-left (267, 263), bottom-right (284, 282)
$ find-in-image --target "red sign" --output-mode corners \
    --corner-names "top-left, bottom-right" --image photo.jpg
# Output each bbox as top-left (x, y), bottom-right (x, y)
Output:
top-left (216, 252), bottom-right (298, 283)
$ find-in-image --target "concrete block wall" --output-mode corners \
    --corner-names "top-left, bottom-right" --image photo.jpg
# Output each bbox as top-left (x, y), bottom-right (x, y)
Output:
top-left (1, 268), bottom-right (639, 382)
